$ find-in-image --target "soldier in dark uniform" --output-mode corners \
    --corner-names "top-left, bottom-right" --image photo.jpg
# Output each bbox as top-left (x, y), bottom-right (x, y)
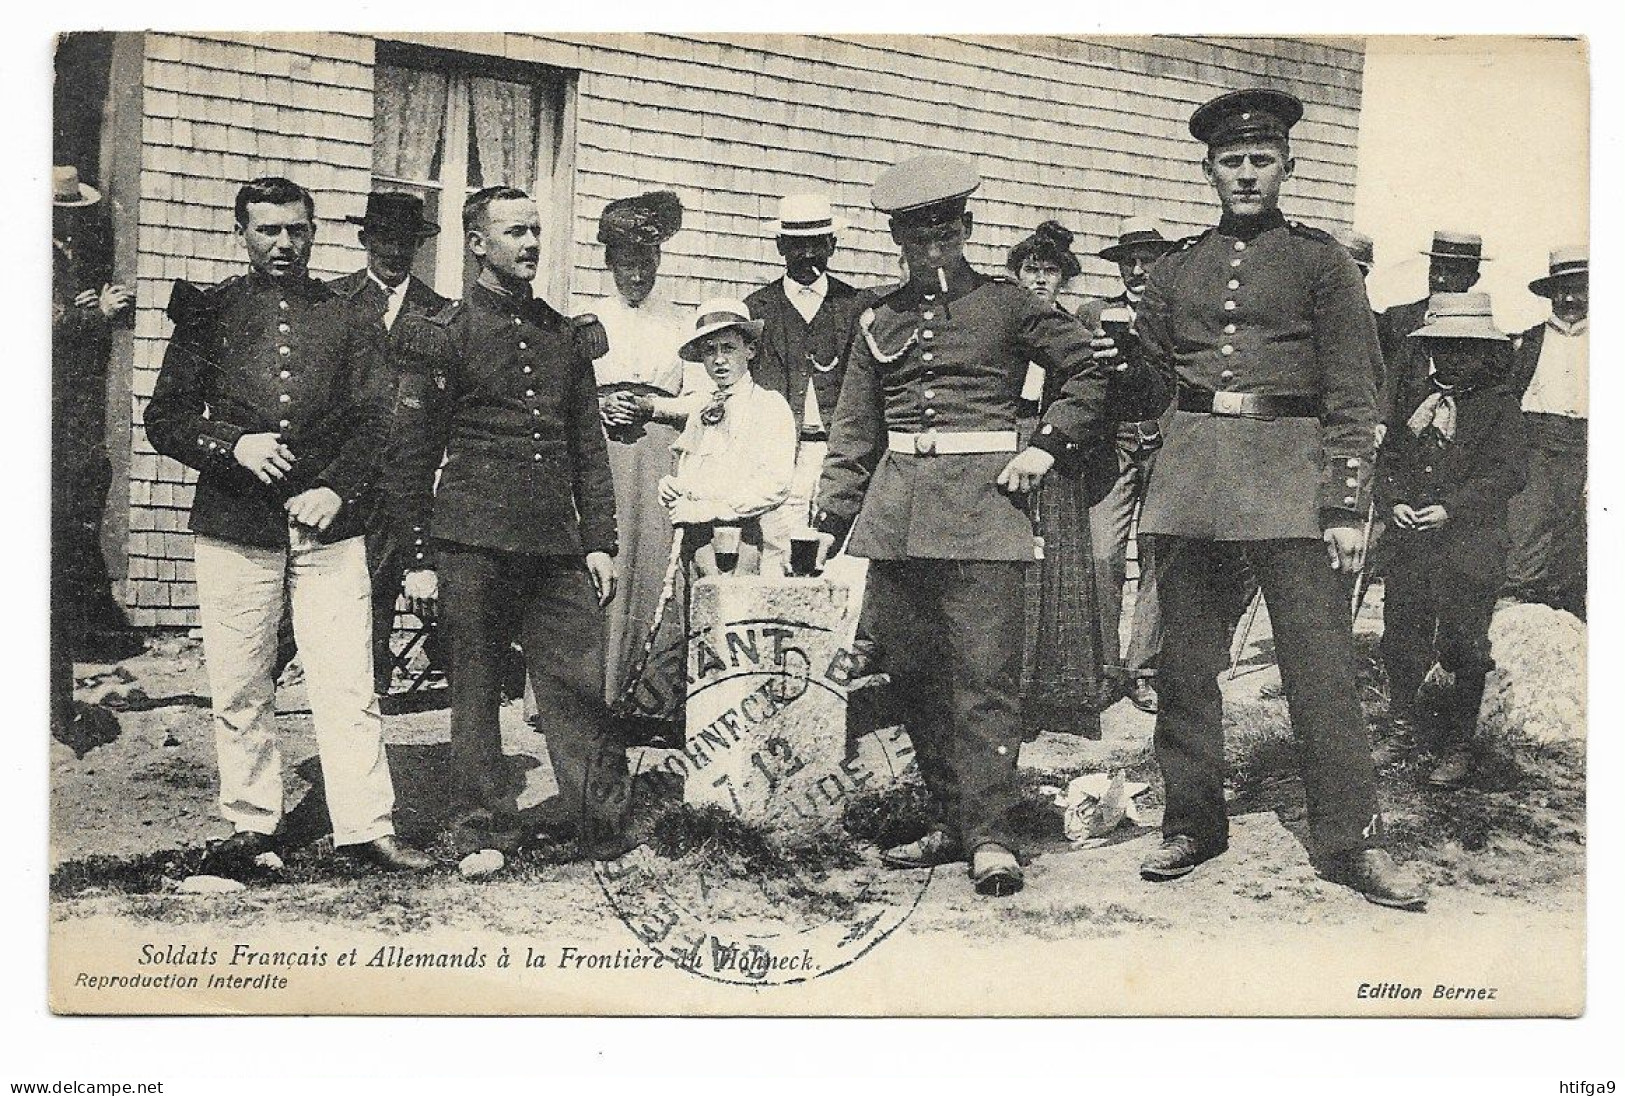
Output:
top-left (814, 155), bottom-right (1144, 896)
top-left (325, 192), bottom-right (448, 695)
top-left (389, 186), bottom-right (626, 865)
top-left (1376, 292), bottom-right (1525, 788)
top-left (145, 176), bottom-right (432, 876)
top-left (1129, 90), bottom-right (1426, 909)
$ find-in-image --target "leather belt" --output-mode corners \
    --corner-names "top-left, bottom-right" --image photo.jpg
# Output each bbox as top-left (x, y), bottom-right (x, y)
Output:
top-left (887, 429), bottom-right (1020, 456)
top-left (1177, 387), bottom-right (1320, 419)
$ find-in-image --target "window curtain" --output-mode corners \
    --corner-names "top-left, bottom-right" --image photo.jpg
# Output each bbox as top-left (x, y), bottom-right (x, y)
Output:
top-left (469, 76), bottom-right (537, 190)
top-left (374, 65), bottom-right (449, 180)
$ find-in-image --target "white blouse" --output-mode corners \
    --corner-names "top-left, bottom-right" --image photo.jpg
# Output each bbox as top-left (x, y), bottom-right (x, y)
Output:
top-left (670, 379), bottom-right (796, 521)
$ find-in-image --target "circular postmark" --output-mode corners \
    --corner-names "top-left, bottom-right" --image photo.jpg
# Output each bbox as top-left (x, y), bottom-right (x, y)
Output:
top-left (589, 579), bottom-right (932, 986)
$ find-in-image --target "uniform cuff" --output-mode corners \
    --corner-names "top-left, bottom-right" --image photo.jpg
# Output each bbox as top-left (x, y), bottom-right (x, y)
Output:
top-left (1029, 421), bottom-right (1083, 462)
top-left (1319, 453), bottom-right (1373, 521)
top-left (812, 508), bottom-right (852, 544)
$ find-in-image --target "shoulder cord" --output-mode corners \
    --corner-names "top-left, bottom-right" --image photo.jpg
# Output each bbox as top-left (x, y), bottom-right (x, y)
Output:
top-left (858, 308), bottom-right (918, 364)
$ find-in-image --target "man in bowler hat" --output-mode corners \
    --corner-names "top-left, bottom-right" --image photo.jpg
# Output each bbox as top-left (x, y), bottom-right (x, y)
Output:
top-left (814, 154), bottom-right (1147, 896)
top-left (1128, 89), bottom-right (1426, 908)
top-left (327, 192), bottom-right (450, 694)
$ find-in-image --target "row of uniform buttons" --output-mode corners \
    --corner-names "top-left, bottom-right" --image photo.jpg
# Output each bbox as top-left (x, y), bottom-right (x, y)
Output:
top-left (517, 314), bottom-right (546, 462)
top-left (277, 299), bottom-right (294, 427)
top-left (1218, 239), bottom-right (1247, 385)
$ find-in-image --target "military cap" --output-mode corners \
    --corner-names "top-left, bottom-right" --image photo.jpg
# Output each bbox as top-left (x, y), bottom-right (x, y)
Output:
top-left (1529, 245), bottom-right (1587, 297)
top-left (871, 154), bottom-right (980, 227)
top-left (597, 190), bottom-right (684, 247)
top-left (1188, 88), bottom-right (1304, 147)
top-left (1336, 227), bottom-right (1375, 272)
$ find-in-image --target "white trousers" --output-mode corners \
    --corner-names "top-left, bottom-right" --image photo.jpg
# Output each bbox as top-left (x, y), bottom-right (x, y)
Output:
top-left (193, 530), bottom-right (394, 846)
top-left (760, 439), bottom-right (826, 575)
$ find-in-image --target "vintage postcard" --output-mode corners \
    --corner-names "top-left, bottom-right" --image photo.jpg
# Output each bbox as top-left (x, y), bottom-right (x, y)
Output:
top-left (46, 31), bottom-right (1588, 1017)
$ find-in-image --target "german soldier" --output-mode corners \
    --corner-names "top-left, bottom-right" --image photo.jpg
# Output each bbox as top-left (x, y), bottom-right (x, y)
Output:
top-left (814, 155), bottom-right (1148, 896)
top-left (1131, 90), bottom-right (1426, 909)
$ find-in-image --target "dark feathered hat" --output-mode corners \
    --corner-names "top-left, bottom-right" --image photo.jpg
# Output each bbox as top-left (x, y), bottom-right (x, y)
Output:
top-left (1006, 220), bottom-right (1081, 280)
top-left (597, 190), bottom-right (683, 248)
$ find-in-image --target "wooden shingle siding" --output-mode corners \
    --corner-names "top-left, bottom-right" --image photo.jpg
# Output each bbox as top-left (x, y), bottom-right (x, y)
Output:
top-left (122, 32), bottom-right (1364, 625)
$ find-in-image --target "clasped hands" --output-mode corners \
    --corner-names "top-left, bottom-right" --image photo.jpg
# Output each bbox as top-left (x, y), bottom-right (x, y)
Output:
top-left (1391, 503), bottom-right (1449, 532)
top-left (74, 282), bottom-right (135, 320)
top-left (600, 391), bottom-right (653, 429)
top-left (234, 432), bottom-right (342, 531)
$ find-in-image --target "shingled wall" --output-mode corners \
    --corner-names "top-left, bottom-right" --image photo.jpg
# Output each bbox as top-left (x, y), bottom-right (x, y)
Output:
top-left (122, 31), bottom-right (1366, 626)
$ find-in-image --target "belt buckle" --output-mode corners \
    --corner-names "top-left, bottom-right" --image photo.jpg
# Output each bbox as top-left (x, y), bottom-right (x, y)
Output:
top-left (1211, 390), bottom-right (1245, 417)
top-left (914, 429), bottom-right (938, 456)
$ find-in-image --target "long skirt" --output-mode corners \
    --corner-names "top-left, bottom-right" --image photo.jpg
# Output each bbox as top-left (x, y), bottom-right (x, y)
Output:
top-left (602, 415), bottom-right (685, 720)
top-left (1022, 470), bottom-right (1104, 739)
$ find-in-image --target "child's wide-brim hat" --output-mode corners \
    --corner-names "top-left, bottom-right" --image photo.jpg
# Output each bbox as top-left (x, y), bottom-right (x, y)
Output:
top-left (1407, 291), bottom-right (1508, 342)
top-left (678, 298), bottom-right (764, 362)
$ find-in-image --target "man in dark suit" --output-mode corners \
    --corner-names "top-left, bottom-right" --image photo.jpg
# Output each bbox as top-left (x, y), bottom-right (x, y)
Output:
top-left (1129, 89), bottom-right (1425, 909)
top-left (390, 186), bottom-right (625, 867)
top-left (326, 192), bottom-right (449, 694)
top-left (814, 155), bottom-right (1146, 896)
top-left (1076, 218), bottom-right (1179, 714)
top-left (745, 194), bottom-right (870, 570)
top-left (1377, 292), bottom-right (1525, 788)
top-left (145, 176), bottom-right (432, 876)
top-left (1503, 247), bottom-right (1588, 618)
top-left (1375, 230), bottom-right (1488, 441)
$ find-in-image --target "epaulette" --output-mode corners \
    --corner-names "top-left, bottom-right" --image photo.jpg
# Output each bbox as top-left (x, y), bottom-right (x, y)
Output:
top-left (1287, 219), bottom-right (1337, 245)
top-left (1173, 229), bottom-right (1211, 253)
top-left (425, 300), bottom-right (464, 327)
top-left (395, 302), bottom-right (461, 361)
top-left (166, 276), bottom-right (239, 325)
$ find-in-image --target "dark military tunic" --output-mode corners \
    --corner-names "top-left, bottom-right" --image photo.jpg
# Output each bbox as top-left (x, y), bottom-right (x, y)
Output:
top-left (816, 265), bottom-right (1150, 560)
top-left (389, 281), bottom-right (617, 566)
top-left (145, 272), bottom-right (392, 548)
top-left (1134, 208), bottom-right (1384, 861)
top-left (1135, 209), bottom-right (1379, 540)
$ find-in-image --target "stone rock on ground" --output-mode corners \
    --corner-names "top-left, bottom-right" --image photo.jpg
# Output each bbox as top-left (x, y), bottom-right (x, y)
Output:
top-left (1480, 601), bottom-right (1586, 746)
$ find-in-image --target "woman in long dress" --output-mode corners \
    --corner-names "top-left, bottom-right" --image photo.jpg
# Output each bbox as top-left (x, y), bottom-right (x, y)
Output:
top-left (1008, 221), bottom-right (1105, 739)
top-left (587, 191), bottom-right (709, 723)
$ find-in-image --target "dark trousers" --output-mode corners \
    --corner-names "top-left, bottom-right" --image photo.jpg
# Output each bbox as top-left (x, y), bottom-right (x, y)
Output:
top-left (365, 529), bottom-right (408, 694)
top-left (866, 559), bottom-right (1025, 854)
top-left (438, 543), bottom-right (627, 843)
top-left (1505, 412), bottom-right (1587, 618)
top-left (1151, 535), bottom-right (1379, 859)
top-left (1381, 550), bottom-right (1497, 739)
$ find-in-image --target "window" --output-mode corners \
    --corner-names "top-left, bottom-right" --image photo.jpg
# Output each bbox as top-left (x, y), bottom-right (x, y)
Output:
top-left (372, 43), bottom-right (576, 301)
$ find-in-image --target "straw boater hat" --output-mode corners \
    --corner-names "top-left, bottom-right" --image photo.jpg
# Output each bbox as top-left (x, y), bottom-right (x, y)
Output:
top-left (773, 193), bottom-right (845, 237)
top-left (1421, 229), bottom-right (1489, 263)
top-left (53, 165), bottom-right (101, 208)
top-left (344, 191), bottom-right (439, 238)
top-left (1528, 246), bottom-right (1587, 297)
top-left (1098, 217), bottom-right (1177, 264)
top-left (678, 298), bottom-right (764, 362)
top-left (1407, 292), bottom-right (1507, 342)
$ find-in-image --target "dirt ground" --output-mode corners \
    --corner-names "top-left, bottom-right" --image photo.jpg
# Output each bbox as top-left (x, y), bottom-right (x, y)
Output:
top-left (49, 580), bottom-right (1586, 962)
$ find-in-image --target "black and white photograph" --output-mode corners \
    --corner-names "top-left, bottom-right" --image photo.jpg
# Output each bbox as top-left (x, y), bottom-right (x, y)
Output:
top-left (34, 26), bottom-right (1598, 1025)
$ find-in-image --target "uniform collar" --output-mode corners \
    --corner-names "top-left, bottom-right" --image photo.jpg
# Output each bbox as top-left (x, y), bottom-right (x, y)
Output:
top-left (469, 278), bottom-right (561, 327)
top-left (1216, 208), bottom-right (1286, 241)
top-left (246, 270), bottom-right (326, 298)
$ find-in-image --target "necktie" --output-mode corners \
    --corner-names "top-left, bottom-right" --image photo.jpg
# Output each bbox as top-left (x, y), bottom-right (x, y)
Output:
top-left (1407, 388), bottom-right (1457, 442)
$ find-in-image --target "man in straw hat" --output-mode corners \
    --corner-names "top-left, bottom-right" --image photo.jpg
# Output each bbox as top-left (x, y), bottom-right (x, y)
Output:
top-left (1128, 88), bottom-right (1426, 909)
top-left (389, 186), bottom-right (626, 869)
top-left (146, 176), bottom-right (432, 877)
top-left (1376, 229), bottom-right (1492, 437)
top-left (1078, 216), bottom-right (1180, 715)
top-left (745, 193), bottom-right (870, 572)
top-left (1376, 292), bottom-right (1525, 788)
top-left (814, 153), bottom-right (1154, 896)
top-left (325, 192), bottom-right (449, 695)
top-left (1503, 246), bottom-right (1588, 618)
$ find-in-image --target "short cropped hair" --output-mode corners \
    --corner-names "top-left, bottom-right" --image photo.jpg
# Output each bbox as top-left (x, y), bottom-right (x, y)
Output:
top-left (464, 186), bottom-right (531, 234)
top-left (1204, 137), bottom-right (1291, 164)
top-left (235, 177), bottom-right (315, 227)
